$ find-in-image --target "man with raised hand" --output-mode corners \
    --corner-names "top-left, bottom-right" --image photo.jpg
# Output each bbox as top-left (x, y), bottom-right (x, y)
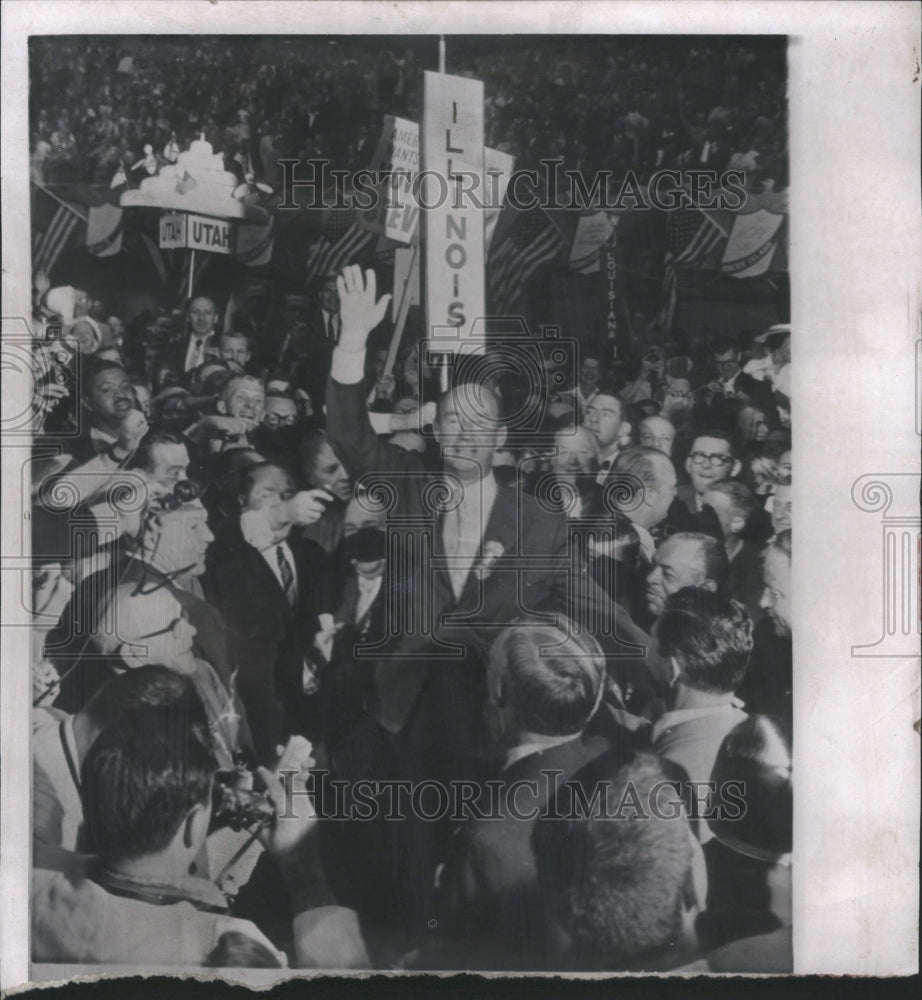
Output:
top-left (325, 266), bottom-right (648, 767)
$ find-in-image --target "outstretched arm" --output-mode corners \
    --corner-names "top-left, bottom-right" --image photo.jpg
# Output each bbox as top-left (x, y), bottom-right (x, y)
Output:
top-left (325, 267), bottom-right (422, 479)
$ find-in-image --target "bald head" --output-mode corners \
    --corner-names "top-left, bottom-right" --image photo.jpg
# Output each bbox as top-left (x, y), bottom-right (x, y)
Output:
top-left (434, 381), bottom-right (507, 482)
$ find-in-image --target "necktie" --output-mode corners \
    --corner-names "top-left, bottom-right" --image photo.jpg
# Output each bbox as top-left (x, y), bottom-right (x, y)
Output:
top-left (443, 502), bottom-right (476, 598)
top-left (276, 545), bottom-right (296, 605)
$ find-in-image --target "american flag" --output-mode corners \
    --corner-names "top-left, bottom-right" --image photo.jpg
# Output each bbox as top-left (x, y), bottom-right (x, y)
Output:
top-left (175, 170), bottom-right (198, 195)
top-left (660, 207), bottom-right (729, 326)
top-left (32, 188), bottom-right (85, 278)
top-left (303, 209), bottom-right (376, 285)
top-left (487, 207), bottom-right (569, 315)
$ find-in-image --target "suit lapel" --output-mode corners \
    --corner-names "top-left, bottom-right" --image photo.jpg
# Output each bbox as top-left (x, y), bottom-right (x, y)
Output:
top-left (454, 485), bottom-right (518, 609)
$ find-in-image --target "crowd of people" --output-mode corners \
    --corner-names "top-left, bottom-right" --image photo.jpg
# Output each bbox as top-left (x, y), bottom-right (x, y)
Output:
top-left (30, 35), bottom-right (786, 193)
top-left (28, 257), bottom-right (792, 972)
top-left (25, 33), bottom-right (792, 977)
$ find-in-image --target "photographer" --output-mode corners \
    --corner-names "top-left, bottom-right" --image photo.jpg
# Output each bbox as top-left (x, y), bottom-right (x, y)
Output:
top-left (32, 717), bottom-right (368, 969)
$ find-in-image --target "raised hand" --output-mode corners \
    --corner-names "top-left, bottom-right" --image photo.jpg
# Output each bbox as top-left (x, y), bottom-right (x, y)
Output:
top-left (284, 489), bottom-right (334, 526)
top-left (116, 408), bottom-right (149, 453)
top-left (258, 735), bottom-right (318, 854)
top-left (336, 265), bottom-right (391, 354)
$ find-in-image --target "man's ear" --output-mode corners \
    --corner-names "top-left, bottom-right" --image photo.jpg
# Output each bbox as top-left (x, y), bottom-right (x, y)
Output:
top-left (493, 424), bottom-right (508, 452)
top-left (668, 654), bottom-right (683, 687)
top-left (182, 799), bottom-right (211, 853)
top-left (730, 515), bottom-right (746, 536)
top-left (216, 398), bottom-right (227, 414)
top-left (730, 459), bottom-right (742, 479)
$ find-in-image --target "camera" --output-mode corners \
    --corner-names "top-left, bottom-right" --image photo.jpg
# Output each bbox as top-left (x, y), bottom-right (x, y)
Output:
top-left (211, 755), bottom-right (277, 833)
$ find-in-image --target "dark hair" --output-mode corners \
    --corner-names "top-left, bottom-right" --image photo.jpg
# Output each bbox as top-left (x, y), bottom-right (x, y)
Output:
top-left (82, 666), bottom-right (206, 734)
top-left (492, 624), bottom-right (605, 736)
top-left (708, 715), bottom-right (792, 862)
top-left (691, 429), bottom-right (736, 459)
top-left (710, 337), bottom-right (740, 358)
top-left (129, 432), bottom-right (186, 474)
top-left (205, 931), bottom-right (282, 968)
top-left (238, 460), bottom-right (293, 506)
top-left (81, 706), bottom-right (216, 863)
top-left (590, 375), bottom-right (623, 405)
top-left (534, 753), bottom-right (693, 968)
top-left (656, 587), bottom-right (753, 694)
top-left (299, 427), bottom-right (331, 479)
top-left (81, 359), bottom-right (129, 400)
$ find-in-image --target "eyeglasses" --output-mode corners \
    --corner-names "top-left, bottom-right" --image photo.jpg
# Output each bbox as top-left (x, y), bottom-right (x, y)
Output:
top-left (689, 451), bottom-right (734, 467)
top-left (262, 412), bottom-right (298, 426)
top-left (132, 617), bottom-right (182, 641)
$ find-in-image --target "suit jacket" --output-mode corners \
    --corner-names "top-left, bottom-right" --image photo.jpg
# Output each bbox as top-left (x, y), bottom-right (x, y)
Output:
top-left (431, 734), bottom-right (612, 970)
top-left (204, 520), bottom-right (332, 760)
top-left (286, 307), bottom-right (338, 411)
top-left (326, 378), bottom-right (652, 758)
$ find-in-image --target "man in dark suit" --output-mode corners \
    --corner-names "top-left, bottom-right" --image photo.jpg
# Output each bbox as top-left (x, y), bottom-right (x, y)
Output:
top-left (204, 461), bottom-right (334, 761)
top-left (286, 274), bottom-right (342, 412)
top-left (325, 267), bottom-right (650, 773)
top-left (175, 295), bottom-right (219, 375)
top-left (426, 624), bottom-right (626, 970)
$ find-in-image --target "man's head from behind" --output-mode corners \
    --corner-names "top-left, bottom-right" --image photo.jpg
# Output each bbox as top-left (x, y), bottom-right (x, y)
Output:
top-left (702, 480), bottom-right (758, 545)
top-left (434, 380), bottom-right (507, 483)
top-left (77, 665), bottom-right (207, 765)
top-left (81, 703), bottom-right (216, 867)
top-left (646, 532), bottom-right (729, 616)
top-left (486, 623), bottom-right (605, 742)
top-left (534, 753), bottom-right (701, 970)
top-left (655, 587), bottom-right (753, 695)
top-left (612, 447), bottom-right (677, 531)
top-left (93, 584), bottom-right (197, 677)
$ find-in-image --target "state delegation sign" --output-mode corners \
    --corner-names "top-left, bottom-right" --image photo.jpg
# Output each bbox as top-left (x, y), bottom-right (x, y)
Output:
top-left (422, 71), bottom-right (486, 353)
top-left (158, 212), bottom-right (233, 255)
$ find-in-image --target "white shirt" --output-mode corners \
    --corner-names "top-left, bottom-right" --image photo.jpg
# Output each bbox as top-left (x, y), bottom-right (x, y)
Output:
top-left (633, 522), bottom-right (656, 562)
top-left (321, 309), bottom-right (339, 343)
top-left (355, 574), bottom-right (383, 624)
top-left (183, 334), bottom-right (209, 373)
top-left (502, 733), bottom-right (579, 772)
top-left (442, 473), bottom-right (498, 598)
top-left (261, 539), bottom-right (298, 599)
top-left (596, 447), bottom-right (621, 485)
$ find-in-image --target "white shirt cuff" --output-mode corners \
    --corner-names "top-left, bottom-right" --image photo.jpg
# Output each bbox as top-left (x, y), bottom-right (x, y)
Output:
top-left (330, 347), bottom-right (366, 385)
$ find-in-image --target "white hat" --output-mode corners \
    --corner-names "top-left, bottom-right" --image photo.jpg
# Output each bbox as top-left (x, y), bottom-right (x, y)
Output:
top-left (43, 286), bottom-right (77, 325)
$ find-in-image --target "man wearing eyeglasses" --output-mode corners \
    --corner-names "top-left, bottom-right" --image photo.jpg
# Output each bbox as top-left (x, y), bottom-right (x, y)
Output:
top-left (45, 485), bottom-right (238, 711)
top-left (679, 431), bottom-right (742, 515)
